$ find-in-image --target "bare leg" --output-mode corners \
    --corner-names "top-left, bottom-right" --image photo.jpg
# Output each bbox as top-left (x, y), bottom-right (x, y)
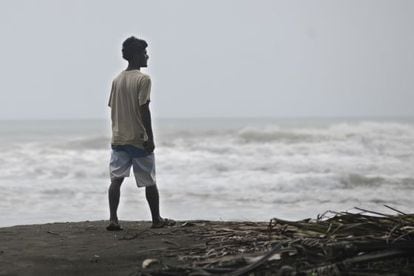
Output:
top-left (145, 185), bottom-right (161, 223)
top-left (108, 177), bottom-right (124, 223)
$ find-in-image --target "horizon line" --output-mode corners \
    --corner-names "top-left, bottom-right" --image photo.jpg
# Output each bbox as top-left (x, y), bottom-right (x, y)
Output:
top-left (1, 115), bottom-right (414, 122)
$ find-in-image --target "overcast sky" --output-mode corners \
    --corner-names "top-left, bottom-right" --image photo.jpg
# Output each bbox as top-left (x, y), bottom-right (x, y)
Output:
top-left (1, 0), bottom-right (413, 119)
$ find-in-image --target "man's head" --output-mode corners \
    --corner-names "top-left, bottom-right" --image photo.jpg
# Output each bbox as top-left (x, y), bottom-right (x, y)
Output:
top-left (122, 36), bottom-right (149, 67)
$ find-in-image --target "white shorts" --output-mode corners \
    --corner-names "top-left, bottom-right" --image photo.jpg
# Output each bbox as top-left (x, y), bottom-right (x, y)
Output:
top-left (109, 149), bottom-right (156, 187)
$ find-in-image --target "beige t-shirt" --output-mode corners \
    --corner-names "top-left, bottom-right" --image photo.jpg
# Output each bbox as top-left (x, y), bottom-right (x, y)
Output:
top-left (108, 70), bottom-right (151, 148)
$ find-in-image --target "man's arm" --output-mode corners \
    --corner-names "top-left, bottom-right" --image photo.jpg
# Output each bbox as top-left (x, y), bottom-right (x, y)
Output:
top-left (139, 102), bottom-right (155, 153)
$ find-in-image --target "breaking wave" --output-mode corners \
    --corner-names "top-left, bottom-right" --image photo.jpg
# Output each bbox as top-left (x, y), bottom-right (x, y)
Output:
top-left (0, 118), bottom-right (413, 226)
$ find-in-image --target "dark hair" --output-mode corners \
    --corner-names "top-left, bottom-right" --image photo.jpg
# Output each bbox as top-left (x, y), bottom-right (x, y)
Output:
top-left (122, 36), bottom-right (148, 61)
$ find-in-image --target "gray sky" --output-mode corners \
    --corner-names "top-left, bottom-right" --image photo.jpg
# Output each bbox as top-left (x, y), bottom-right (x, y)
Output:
top-left (1, 0), bottom-right (413, 119)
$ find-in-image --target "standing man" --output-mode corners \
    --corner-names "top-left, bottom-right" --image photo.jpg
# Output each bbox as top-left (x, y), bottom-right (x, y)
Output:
top-left (107, 36), bottom-right (174, 231)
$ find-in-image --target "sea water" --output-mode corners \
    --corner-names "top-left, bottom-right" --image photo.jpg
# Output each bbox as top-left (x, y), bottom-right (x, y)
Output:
top-left (0, 118), bottom-right (413, 227)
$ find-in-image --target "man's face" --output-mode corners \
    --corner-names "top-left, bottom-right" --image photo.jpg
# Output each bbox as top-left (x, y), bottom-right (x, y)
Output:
top-left (139, 49), bottom-right (149, 67)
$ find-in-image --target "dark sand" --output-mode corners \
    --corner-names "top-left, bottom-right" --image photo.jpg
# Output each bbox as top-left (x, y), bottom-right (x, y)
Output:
top-left (0, 220), bottom-right (209, 276)
top-left (0, 220), bottom-right (269, 276)
top-left (2, 215), bottom-right (413, 275)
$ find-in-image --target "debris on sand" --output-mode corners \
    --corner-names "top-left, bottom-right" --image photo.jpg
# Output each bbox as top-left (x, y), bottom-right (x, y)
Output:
top-left (137, 207), bottom-right (414, 275)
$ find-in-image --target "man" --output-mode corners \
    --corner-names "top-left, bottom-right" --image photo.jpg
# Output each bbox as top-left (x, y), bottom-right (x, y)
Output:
top-left (107, 36), bottom-right (174, 231)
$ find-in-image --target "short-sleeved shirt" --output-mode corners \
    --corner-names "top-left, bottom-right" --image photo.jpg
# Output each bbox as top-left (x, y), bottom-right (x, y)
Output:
top-left (108, 70), bottom-right (151, 149)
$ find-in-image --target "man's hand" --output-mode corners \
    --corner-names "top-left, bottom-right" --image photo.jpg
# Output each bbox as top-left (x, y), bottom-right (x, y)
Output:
top-left (143, 139), bottom-right (155, 153)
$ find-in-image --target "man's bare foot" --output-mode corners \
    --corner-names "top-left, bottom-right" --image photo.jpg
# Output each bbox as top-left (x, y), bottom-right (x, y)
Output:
top-left (151, 218), bottom-right (176, 229)
top-left (106, 221), bottom-right (123, 231)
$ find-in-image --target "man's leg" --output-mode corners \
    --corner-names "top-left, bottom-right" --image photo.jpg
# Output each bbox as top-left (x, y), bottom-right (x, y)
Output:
top-left (145, 185), bottom-right (175, 228)
top-left (108, 177), bottom-right (124, 223)
top-left (145, 184), bottom-right (161, 223)
top-left (134, 154), bottom-right (175, 228)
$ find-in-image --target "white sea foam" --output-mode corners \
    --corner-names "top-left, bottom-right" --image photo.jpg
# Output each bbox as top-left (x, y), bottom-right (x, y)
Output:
top-left (0, 118), bottom-right (413, 227)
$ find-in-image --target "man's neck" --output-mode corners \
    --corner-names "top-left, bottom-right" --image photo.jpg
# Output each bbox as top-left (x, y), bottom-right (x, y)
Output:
top-left (126, 63), bottom-right (141, 71)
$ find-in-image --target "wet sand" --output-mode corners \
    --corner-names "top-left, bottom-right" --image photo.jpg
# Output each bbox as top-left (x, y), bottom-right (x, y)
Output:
top-left (0, 220), bottom-right (270, 276)
top-left (2, 216), bottom-right (413, 275)
top-left (0, 220), bottom-right (212, 276)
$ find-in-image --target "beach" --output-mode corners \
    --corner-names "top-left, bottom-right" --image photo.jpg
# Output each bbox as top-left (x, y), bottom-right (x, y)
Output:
top-left (1, 210), bottom-right (414, 275)
top-left (0, 220), bottom-right (198, 276)
top-left (2, 0), bottom-right (413, 274)
top-left (0, 220), bottom-right (265, 276)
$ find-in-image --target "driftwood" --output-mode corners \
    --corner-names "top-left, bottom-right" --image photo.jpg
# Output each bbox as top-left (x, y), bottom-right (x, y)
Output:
top-left (135, 207), bottom-right (414, 275)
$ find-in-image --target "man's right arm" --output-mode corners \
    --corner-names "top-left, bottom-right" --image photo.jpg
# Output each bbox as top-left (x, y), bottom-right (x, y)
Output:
top-left (139, 102), bottom-right (155, 153)
top-left (138, 76), bottom-right (153, 152)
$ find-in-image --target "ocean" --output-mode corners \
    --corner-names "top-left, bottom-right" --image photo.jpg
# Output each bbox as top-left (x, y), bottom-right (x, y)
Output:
top-left (0, 118), bottom-right (413, 227)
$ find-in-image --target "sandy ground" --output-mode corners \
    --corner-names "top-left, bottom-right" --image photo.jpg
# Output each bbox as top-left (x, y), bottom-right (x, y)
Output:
top-left (0, 220), bottom-right (220, 276)
top-left (2, 217), bottom-right (413, 275)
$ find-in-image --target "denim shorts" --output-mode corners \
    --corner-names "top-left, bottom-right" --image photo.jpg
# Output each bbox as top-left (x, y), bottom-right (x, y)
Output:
top-left (109, 145), bottom-right (156, 187)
